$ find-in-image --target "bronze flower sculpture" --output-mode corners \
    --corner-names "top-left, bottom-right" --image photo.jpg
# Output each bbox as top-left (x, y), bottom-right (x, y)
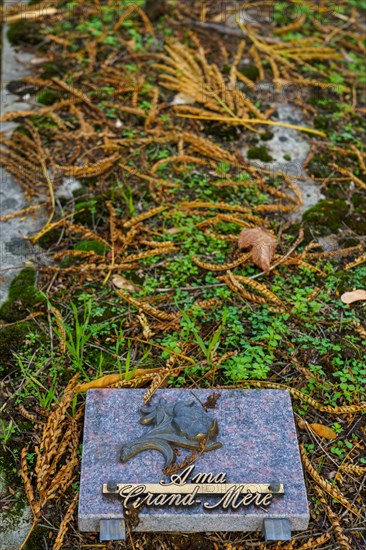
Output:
top-left (120, 397), bottom-right (222, 467)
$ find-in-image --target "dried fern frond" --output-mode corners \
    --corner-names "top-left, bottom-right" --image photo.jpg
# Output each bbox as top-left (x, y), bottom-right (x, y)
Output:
top-left (218, 272), bottom-right (266, 304)
top-left (344, 253), bottom-right (366, 270)
top-left (296, 532), bottom-right (331, 550)
top-left (137, 312), bottom-right (154, 339)
top-left (120, 162), bottom-right (178, 189)
top-left (151, 154), bottom-right (213, 174)
top-left (20, 377), bottom-right (82, 549)
top-left (314, 486), bottom-right (353, 550)
top-left (144, 365), bottom-right (174, 404)
top-left (340, 463), bottom-right (366, 476)
top-left (122, 245), bottom-right (175, 263)
top-left (116, 290), bottom-right (178, 322)
top-left (234, 275), bottom-right (285, 308)
top-left (305, 245), bottom-right (362, 260)
top-left (331, 164), bottom-right (366, 190)
top-left (122, 205), bottom-right (168, 228)
top-left (300, 445), bottom-right (360, 516)
top-left (156, 38), bottom-right (265, 125)
top-left (55, 153), bottom-right (120, 178)
top-left (180, 200), bottom-right (250, 213)
top-left (353, 321), bottom-right (366, 339)
top-left (234, 380), bottom-right (366, 414)
top-left (217, 212), bottom-right (270, 227)
top-left (181, 132), bottom-right (238, 164)
top-left (193, 253), bottom-right (250, 271)
top-left (61, 221), bottom-right (110, 247)
top-left (50, 305), bottom-right (66, 355)
top-left (20, 447), bottom-right (37, 515)
top-left (52, 493), bottom-right (78, 550)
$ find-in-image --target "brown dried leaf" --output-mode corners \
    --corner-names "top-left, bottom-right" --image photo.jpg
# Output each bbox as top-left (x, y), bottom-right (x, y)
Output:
top-left (111, 275), bottom-right (138, 292)
top-left (238, 227), bottom-right (277, 273)
top-left (309, 423), bottom-right (337, 440)
top-left (341, 289), bottom-right (366, 304)
top-left (170, 92), bottom-right (196, 106)
top-left (77, 369), bottom-right (162, 392)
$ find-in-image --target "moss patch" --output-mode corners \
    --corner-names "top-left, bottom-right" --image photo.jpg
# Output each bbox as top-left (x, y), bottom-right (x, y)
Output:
top-left (40, 61), bottom-right (66, 79)
top-left (37, 227), bottom-right (63, 249)
top-left (0, 323), bottom-right (33, 370)
top-left (0, 268), bottom-right (45, 324)
top-left (302, 199), bottom-right (348, 235)
top-left (260, 131), bottom-right (274, 141)
top-left (238, 64), bottom-right (260, 81)
top-left (7, 20), bottom-right (42, 47)
top-left (302, 197), bottom-right (366, 236)
top-left (37, 89), bottom-right (61, 106)
top-left (247, 146), bottom-right (273, 162)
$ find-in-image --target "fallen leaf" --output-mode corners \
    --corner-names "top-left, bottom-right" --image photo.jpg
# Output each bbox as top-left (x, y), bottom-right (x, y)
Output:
top-left (4, 7), bottom-right (58, 23)
top-left (238, 227), bottom-right (277, 273)
top-left (170, 92), bottom-right (195, 106)
top-left (77, 368), bottom-right (162, 392)
top-left (77, 373), bottom-right (122, 391)
top-left (112, 275), bottom-right (138, 292)
top-left (297, 419), bottom-right (307, 430)
top-left (341, 289), bottom-right (366, 304)
top-left (309, 423), bottom-right (337, 440)
top-left (137, 312), bottom-right (154, 339)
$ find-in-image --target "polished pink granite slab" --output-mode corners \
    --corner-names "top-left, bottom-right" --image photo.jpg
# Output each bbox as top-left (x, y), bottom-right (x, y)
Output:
top-left (78, 389), bottom-right (309, 533)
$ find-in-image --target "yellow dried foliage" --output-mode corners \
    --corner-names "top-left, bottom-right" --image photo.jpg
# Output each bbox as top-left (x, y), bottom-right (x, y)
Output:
top-left (219, 272), bottom-right (266, 304)
top-left (314, 487), bottom-right (353, 550)
top-left (50, 305), bottom-right (66, 355)
top-left (119, 162), bottom-right (178, 188)
top-left (122, 205), bottom-right (168, 228)
top-left (193, 253), bottom-right (250, 271)
top-left (77, 369), bottom-right (162, 392)
top-left (236, 380), bottom-right (366, 414)
top-left (306, 245), bottom-right (362, 260)
top-left (296, 532), bottom-right (331, 549)
top-left (180, 200), bottom-right (249, 213)
top-left (122, 245), bottom-right (175, 263)
top-left (0, 204), bottom-right (43, 222)
top-left (116, 289), bottom-right (178, 322)
top-left (55, 153), bottom-right (120, 178)
top-left (156, 38), bottom-right (265, 125)
top-left (43, 262), bottom-right (139, 274)
top-left (340, 463), bottom-right (366, 476)
top-left (52, 493), bottom-right (78, 550)
top-left (144, 366), bottom-right (174, 404)
top-left (331, 164), bottom-right (366, 190)
top-left (300, 445), bottom-right (360, 516)
top-left (63, 221), bottom-right (110, 247)
top-left (345, 253), bottom-right (366, 270)
top-left (234, 275), bottom-right (285, 307)
top-left (20, 376), bottom-right (81, 549)
top-left (151, 154), bottom-right (212, 174)
top-left (137, 312), bottom-right (154, 339)
top-left (308, 423), bottom-right (338, 440)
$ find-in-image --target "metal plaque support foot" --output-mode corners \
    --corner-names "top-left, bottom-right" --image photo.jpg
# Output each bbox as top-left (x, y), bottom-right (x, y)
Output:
top-left (99, 519), bottom-right (126, 541)
top-left (262, 518), bottom-right (291, 541)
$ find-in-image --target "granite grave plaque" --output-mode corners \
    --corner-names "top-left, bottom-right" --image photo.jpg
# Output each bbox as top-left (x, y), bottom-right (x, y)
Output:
top-left (78, 389), bottom-right (309, 541)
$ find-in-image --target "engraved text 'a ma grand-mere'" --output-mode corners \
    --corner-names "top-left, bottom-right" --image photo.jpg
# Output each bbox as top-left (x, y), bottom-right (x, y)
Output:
top-left (103, 465), bottom-right (285, 510)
